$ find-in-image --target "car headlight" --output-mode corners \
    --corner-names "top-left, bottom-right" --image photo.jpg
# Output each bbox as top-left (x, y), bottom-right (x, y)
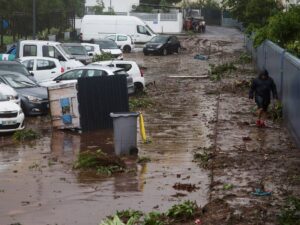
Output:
top-left (18, 109), bottom-right (23, 115)
top-left (156, 44), bottom-right (163, 48)
top-left (26, 95), bottom-right (42, 103)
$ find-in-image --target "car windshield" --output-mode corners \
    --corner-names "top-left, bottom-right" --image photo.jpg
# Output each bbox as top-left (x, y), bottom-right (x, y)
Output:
top-left (149, 36), bottom-right (168, 43)
top-left (57, 44), bottom-right (74, 59)
top-left (95, 40), bottom-right (118, 49)
top-left (146, 25), bottom-right (155, 34)
top-left (0, 92), bottom-right (8, 101)
top-left (0, 64), bottom-right (30, 76)
top-left (1, 73), bottom-right (37, 88)
top-left (62, 45), bottom-right (87, 56)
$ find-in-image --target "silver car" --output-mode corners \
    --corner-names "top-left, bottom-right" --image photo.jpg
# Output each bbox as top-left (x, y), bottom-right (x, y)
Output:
top-left (62, 43), bottom-right (93, 65)
top-left (39, 65), bottom-right (134, 94)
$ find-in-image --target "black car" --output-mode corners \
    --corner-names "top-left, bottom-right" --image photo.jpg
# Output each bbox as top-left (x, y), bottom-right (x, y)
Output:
top-left (143, 35), bottom-right (181, 56)
top-left (0, 60), bottom-right (36, 82)
top-left (0, 71), bottom-right (49, 116)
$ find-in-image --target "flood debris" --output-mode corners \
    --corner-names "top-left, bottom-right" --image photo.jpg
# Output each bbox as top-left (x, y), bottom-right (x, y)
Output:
top-left (172, 183), bottom-right (200, 192)
top-left (73, 149), bottom-right (126, 176)
top-left (278, 196), bottom-right (300, 225)
top-left (129, 93), bottom-right (154, 111)
top-left (251, 188), bottom-right (272, 196)
top-left (209, 62), bottom-right (237, 81)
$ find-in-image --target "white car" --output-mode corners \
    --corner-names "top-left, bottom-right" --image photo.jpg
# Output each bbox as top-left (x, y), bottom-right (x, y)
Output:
top-left (39, 65), bottom-right (134, 94)
top-left (91, 60), bottom-right (145, 92)
top-left (105, 34), bottom-right (134, 53)
top-left (94, 39), bottom-right (123, 60)
top-left (19, 57), bottom-right (64, 83)
top-left (0, 82), bottom-right (20, 105)
top-left (0, 92), bottom-right (25, 133)
top-left (81, 43), bottom-right (102, 56)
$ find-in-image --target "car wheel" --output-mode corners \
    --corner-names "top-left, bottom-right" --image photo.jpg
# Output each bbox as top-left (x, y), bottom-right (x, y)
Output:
top-left (162, 48), bottom-right (168, 56)
top-left (123, 45), bottom-right (131, 53)
top-left (144, 52), bottom-right (149, 56)
top-left (134, 83), bottom-right (144, 94)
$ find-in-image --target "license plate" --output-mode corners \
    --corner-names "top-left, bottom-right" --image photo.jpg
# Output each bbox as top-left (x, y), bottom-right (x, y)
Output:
top-left (2, 120), bottom-right (17, 125)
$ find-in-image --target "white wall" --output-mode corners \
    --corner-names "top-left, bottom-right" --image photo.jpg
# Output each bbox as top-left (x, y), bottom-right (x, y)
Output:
top-left (85, 0), bottom-right (140, 13)
top-left (144, 13), bottom-right (183, 34)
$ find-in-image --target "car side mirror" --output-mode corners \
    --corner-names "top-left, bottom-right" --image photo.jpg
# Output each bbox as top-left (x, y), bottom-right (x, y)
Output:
top-left (30, 72), bottom-right (34, 76)
top-left (58, 55), bottom-right (66, 61)
top-left (167, 40), bottom-right (172, 44)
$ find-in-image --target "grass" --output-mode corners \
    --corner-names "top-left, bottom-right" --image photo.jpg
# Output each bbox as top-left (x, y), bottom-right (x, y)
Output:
top-left (99, 201), bottom-right (201, 225)
top-left (13, 129), bottom-right (40, 141)
top-left (166, 200), bottom-right (198, 220)
top-left (193, 147), bottom-right (214, 169)
top-left (129, 93), bottom-right (153, 111)
top-left (209, 62), bottom-right (237, 81)
top-left (278, 196), bottom-right (300, 225)
top-left (270, 101), bottom-right (283, 122)
top-left (73, 149), bottom-right (125, 176)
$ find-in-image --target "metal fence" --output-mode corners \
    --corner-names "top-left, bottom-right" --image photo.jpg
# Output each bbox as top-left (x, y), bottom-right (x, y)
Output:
top-left (160, 13), bottom-right (177, 21)
top-left (77, 76), bottom-right (129, 132)
top-left (246, 37), bottom-right (300, 146)
top-left (130, 13), bottom-right (158, 21)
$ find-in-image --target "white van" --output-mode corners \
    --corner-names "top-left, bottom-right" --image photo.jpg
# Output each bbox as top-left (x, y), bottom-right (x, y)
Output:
top-left (80, 15), bottom-right (156, 44)
top-left (17, 40), bottom-right (83, 70)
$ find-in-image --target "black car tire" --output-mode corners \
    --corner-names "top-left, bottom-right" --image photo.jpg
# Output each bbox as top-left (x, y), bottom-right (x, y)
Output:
top-left (162, 48), bottom-right (168, 56)
top-left (144, 52), bottom-right (149, 56)
top-left (123, 45), bottom-right (131, 53)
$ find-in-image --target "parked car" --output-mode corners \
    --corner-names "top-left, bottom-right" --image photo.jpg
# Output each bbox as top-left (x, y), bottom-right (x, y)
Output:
top-left (0, 60), bottom-right (35, 81)
top-left (39, 65), bottom-right (134, 94)
top-left (0, 92), bottom-right (25, 133)
top-left (94, 39), bottom-right (123, 60)
top-left (105, 34), bottom-right (134, 53)
top-left (0, 83), bottom-right (20, 105)
top-left (143, 35), bottom-right (181, 56)
top-left (81, 43), bottom-right (102, 56)
top-left (16, 40), bottom-right (84, 70)
top-left (19, 57), bottom-right (64, 83)
top-left (91, 60), bottom-right (145, 92)
top-left (61, 43), bottom-right (93, 65)
top-left (0, 71), bottom-right (49, 116)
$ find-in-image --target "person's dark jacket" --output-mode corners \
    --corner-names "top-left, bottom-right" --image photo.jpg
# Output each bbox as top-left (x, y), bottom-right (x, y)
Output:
top-left (249, 72), bottom-right (278, 102)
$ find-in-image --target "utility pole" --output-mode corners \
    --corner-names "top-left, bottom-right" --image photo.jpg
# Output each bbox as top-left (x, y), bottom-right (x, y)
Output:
top-left (33, 0), bottom-right (36, 39)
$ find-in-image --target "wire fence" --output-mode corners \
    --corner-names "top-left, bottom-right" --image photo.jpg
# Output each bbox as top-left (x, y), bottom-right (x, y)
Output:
top-left (246, 37), bottom-right (300, 147)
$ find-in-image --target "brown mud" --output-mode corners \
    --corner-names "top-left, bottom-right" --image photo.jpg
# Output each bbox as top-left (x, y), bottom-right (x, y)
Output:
top-left (0, 26), bottom-right (299, 225)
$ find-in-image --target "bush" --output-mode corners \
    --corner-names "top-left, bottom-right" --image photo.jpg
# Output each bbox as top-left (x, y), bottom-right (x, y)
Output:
top-left (92, 53), bottom-right (114, 62)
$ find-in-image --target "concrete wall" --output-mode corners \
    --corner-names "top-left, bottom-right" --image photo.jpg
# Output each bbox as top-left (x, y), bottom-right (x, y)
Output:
top-left (144, 13), bottom-right (183, 33)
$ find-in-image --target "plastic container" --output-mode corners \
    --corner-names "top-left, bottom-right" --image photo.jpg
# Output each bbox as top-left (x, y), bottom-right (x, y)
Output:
top-left (110, 112), bottom-right (139, 155)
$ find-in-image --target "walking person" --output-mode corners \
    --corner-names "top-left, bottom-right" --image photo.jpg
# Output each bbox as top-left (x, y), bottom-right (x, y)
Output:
top-left (249, 69), bottom-right (278, 127)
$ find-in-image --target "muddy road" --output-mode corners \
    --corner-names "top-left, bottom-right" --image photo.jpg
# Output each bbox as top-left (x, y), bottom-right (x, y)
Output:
top-left (0, 26), bottom-right (299, 225)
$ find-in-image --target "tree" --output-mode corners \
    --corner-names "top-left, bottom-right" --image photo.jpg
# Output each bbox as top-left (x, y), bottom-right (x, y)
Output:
top-left (93, 0), bottom-right (105, 14)
top-left (222, 0), bottom-right (282, 28)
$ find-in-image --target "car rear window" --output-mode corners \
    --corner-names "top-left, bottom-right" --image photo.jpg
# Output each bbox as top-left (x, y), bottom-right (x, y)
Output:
top-left (114, 70), bottom-right (128, 76)
top-left (116, 64), bottom-right (132, 72)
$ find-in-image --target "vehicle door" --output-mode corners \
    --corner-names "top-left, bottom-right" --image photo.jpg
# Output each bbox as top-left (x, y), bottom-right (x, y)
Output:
top-left (135, 25), bottom-right (152, 44)
top-left (42, 45), bottom-right (68, 69)
top-left (35, 59), bottom-right (60, 83)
